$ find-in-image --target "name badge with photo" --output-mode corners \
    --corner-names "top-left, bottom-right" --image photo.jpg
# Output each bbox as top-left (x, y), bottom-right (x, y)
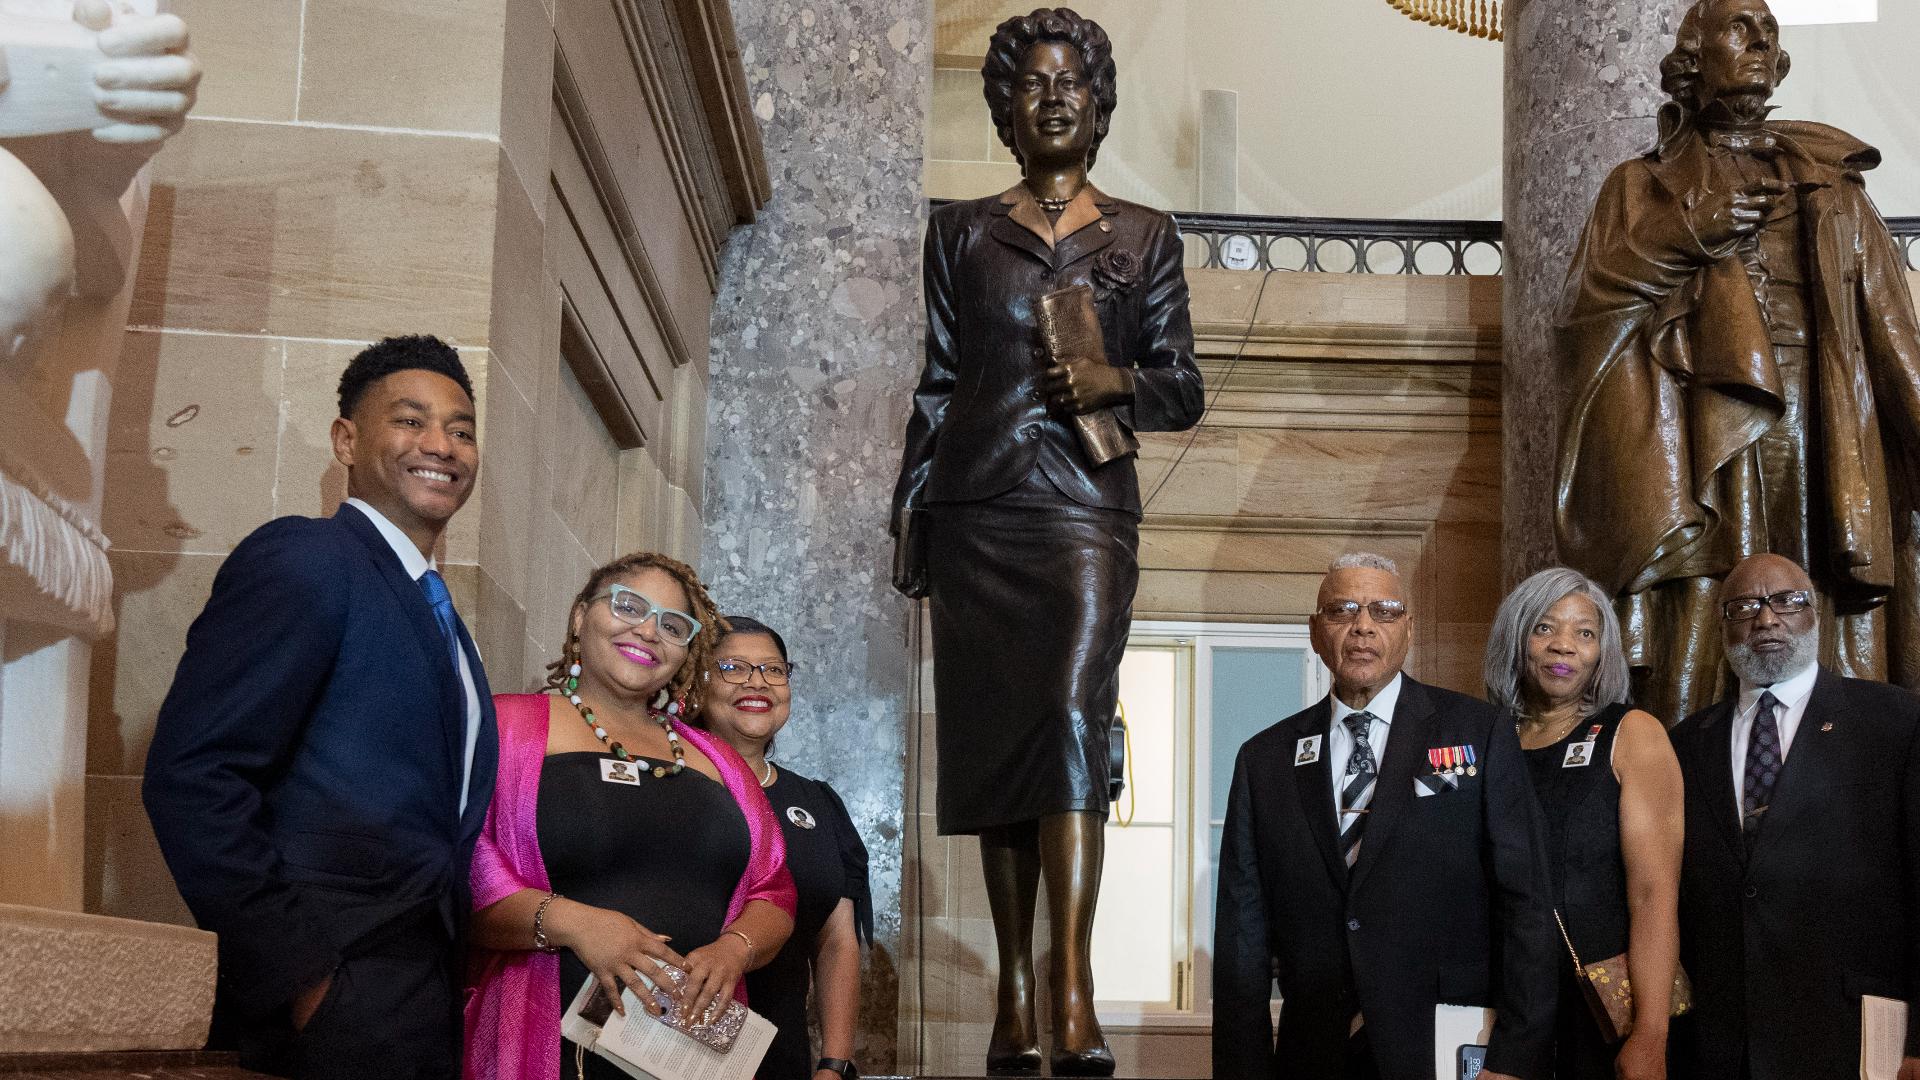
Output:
top-left (1562, 742), bottom-right (1595, 768)
top-left (1295, 734), bottom-right (1323, 766)
top-left (600, 758), bottom-right (642, 785)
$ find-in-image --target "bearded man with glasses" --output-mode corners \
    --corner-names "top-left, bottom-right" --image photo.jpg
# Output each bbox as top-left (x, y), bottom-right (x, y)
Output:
top-left (1668, 553), bottom-right (1920, 1080)
top-left (1213, 553), bottom-right (1558, 1080)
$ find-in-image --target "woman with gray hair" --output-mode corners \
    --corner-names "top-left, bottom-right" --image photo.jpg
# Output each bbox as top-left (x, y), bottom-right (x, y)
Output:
top-left (1484, 568), bottom-right (1684, 1080)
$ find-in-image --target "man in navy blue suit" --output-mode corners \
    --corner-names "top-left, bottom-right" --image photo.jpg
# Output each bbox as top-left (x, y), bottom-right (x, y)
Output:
top-left (145, 335), bottom-right (498, 1079)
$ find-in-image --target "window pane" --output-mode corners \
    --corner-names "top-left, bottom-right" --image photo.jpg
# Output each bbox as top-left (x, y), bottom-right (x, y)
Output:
top-left (1117, 647), bottom-right (1180, 824)
top-left (1092, 824), bottom-right (1176, 1003)
top-left (1210, 647), bottom-right (1306, 822)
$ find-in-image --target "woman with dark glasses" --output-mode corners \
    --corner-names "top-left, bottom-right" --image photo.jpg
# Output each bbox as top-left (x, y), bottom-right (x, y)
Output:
top-left (693, 615), bottom-right (872, 1080)
top-left (462, 553), bottom-right (796, 1080)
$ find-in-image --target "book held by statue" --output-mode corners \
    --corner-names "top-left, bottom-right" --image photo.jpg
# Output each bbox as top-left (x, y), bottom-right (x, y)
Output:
top-left (1036, 283), bottom-right (1138, 466)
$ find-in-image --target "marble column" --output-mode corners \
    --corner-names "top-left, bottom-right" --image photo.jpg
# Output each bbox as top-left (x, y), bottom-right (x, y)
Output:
top-left (1502, 0), bottom-right (1686, 585)
top-left (701, 1), bottom-right (928, 1070)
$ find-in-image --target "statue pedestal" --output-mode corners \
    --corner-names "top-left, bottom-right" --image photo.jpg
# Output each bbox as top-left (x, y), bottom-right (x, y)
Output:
top-left (0, 1), bottom-right (213, 1059)
top-left (0, 905), bottom-right (214, 1054)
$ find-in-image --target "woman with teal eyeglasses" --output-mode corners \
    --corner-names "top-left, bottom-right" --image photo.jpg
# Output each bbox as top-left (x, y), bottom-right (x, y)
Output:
top-left (462, 551), bottom-right (796, 1080)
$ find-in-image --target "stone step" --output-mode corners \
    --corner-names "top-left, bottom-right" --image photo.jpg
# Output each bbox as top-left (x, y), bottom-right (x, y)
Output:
top-left (0, 904), bottom-right (215, 1054)
top-left (0, 1050), bottom-right (263, 1078)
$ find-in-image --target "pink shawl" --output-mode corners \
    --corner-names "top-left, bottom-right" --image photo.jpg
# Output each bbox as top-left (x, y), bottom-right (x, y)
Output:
top-left (463, 693), bottom-right (796, 1080)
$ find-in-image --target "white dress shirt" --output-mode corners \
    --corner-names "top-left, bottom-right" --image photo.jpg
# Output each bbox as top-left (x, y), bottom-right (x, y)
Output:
top-left (1327, 672), bottom-right (1403, 815)
top-left (347, 498), bottom-right (484, 814)
top-left (1728, 660), bottom-right (1818, 820)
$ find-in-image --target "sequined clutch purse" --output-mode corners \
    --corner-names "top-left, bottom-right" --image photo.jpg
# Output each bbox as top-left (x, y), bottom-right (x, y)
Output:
top-left (1554, 909), bottom-right (1692, 1043)
top-left (643, 960), bottom-right (749, 1054)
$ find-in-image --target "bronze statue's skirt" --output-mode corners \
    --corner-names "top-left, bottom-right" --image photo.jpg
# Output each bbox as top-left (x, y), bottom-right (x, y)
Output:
top-left (926, 469), bottom-right (1138, 835)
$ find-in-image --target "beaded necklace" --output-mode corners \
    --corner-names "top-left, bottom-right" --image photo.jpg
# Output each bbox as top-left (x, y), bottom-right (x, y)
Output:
top-left (563, 661), bottom-right (687, 777)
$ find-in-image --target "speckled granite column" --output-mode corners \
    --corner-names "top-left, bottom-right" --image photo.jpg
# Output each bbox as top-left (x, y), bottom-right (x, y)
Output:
top-left (701, 1), bottom-right (927, 1071)
top-left (1502, 0), bottom-right (1686, 585)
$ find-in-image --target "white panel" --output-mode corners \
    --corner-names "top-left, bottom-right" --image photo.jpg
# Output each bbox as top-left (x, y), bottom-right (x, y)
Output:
top-left (1198, 89), bottom-right (1238, 213)
top-left (1117, 647), bottom-right (1178, 823)
top-left (1091, 825), bottom-right (1176, 1003)
top-left (1773, 0), bottom-right (1875, 23)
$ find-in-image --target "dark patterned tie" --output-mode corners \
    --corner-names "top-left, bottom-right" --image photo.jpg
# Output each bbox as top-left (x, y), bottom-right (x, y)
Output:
top-left (1742, 691), bottom-right (1782, 840)
top-left (1339, 711), bottom-right (1380, 867)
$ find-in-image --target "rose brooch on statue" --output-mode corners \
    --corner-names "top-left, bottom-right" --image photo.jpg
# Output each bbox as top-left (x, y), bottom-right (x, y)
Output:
top-left (1092, 248), bottom-right (1141, 301)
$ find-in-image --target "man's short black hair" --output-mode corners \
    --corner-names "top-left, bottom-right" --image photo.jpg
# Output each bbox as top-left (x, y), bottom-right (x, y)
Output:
top-left (337, 335), bottom-right (475, 419)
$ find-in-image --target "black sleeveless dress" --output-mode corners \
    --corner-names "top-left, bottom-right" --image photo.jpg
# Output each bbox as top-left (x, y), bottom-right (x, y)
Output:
top-left (537, 752), bottom-right (750, 1080)
top-left (1524, 703), bottom-right (1632, 1080)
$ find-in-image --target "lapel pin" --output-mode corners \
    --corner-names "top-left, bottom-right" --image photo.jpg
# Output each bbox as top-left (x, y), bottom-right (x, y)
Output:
top-left (1821, 721), bottom-right (1834, 732)
top-left (1295, 734), bottom-right (1322, 766)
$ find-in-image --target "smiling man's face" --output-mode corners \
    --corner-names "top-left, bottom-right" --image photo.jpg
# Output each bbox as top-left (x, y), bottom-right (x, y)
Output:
top-left (331, 368), bottom-right (478, 554)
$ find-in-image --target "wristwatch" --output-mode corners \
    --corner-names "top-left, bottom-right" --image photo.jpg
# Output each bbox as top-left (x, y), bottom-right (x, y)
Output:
top-left (816, 1058), bottom-right (858, 1080)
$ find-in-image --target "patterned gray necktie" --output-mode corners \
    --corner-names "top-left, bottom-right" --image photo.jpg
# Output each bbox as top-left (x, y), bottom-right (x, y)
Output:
top-left (1743, 691), bottom-right (1782, 840)
top-left (1339, 711), bottom-right (1380, 867)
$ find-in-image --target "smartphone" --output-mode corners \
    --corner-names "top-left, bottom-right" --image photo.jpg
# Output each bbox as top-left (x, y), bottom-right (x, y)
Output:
top-left (1457, 1043), bottom-right (1487, 1080)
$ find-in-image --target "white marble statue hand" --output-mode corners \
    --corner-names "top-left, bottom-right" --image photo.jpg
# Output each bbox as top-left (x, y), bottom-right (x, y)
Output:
top-left (75, 0), bottom-right (199, 143)
top-left (0, 0), bottom-right (200, 142)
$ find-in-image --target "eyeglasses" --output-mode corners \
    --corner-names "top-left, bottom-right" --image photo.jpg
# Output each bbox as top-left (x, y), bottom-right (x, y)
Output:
top-left (1721, 589), bottom-right (1813, 622)
top-left (714, 658), bottom-right (798, 685)
top-left (1316, 599), bottom-right (1408, 624)
top-left (595, 585), bottom-right (701, 646)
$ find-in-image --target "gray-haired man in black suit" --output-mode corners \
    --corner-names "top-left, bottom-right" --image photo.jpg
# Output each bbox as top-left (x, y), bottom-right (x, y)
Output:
top-left (1214, 554), bottom-right (1557, 1080)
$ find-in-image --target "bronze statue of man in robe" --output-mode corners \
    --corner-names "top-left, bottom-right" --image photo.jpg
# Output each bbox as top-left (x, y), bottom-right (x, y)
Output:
top-left (1555, 0), bottom-right (1920, 723)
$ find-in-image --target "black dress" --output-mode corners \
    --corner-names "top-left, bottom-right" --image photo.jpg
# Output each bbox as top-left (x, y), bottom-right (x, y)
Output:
top-left (538, 752), bottom-right (750, 1080)
top-left (743, 767), bottom-right (872, 1080)
top-left (1524, 703), bottom-right (1632, 1080)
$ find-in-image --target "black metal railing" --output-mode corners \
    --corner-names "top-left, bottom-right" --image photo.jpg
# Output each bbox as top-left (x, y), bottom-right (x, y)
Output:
top-left (1175, 212), bottom-right (1502, 275)
top-left (929, 201), bottom-right (1920, 276)
top-left (1892, 218), bottom-right (1920, 272)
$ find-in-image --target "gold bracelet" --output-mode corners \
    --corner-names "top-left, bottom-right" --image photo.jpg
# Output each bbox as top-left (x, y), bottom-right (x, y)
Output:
top-left (533, 891), bottom-right (562, 954)
top-left (723, 927), bottom-right (757, 966)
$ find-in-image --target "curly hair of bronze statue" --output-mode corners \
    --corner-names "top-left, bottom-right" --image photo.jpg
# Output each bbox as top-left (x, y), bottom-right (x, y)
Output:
top-left (1658, 0), bottom-right (1790, 113)
top-left (544, 551), bottom-right (730, 714)
top-left (981, 7), bottom-right (1118, 169)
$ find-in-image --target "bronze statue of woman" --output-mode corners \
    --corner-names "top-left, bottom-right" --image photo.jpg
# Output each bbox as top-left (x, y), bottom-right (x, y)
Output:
top-left (891, 8), bottom-right (1203, 1075)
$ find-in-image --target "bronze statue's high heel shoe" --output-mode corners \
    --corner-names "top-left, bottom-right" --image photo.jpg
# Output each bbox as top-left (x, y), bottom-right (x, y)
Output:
top-left (1048, 1042), bottom-right (1116, 1076)
top-left (985, 1044), bottom-right (1043, 1076)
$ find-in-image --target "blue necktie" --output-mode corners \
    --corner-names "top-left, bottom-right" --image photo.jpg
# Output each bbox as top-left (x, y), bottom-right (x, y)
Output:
top-left (418, 569), bottom-right (465, 678)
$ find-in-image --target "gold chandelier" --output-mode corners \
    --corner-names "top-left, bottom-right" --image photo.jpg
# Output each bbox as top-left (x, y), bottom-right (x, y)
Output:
top-left (1384, 0), bottom-right (1504, 40)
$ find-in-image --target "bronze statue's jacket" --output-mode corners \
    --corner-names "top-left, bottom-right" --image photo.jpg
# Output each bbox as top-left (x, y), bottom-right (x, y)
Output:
top-left (892, 186), bottom-right (1204, 518)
